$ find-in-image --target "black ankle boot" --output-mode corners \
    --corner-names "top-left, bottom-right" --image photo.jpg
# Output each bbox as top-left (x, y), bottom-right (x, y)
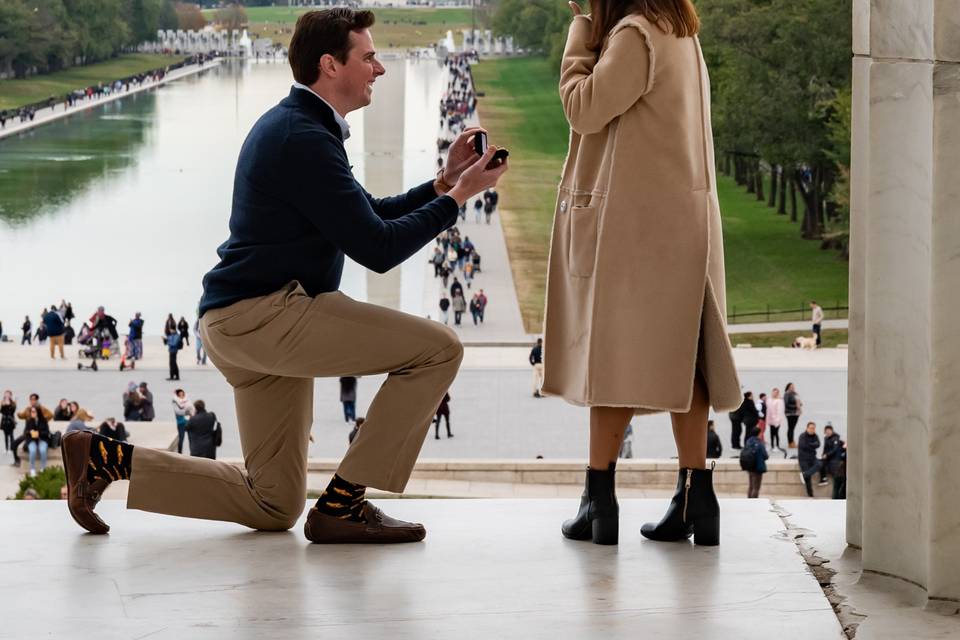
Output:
top-left (561, 464), bottom-right (618, 545)
top-left (640, 466), bottom-right (720, 546)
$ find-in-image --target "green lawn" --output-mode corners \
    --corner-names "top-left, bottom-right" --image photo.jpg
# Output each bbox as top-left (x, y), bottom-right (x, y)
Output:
top-left (216, 7), bottom-right (475, 50)
top-left (730, 329), bottom-right (848, 348)
top-left (472, 56), bottom-right (849, 333)
top-left (0, 54), bottom-right (180, 111)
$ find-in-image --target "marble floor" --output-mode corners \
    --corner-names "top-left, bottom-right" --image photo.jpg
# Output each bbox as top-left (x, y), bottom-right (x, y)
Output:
top-left (0, 499), bottom-right (843, 640)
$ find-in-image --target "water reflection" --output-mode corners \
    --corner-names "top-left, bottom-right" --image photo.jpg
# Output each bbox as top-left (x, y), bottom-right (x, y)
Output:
top-left (0, 97), bottom-right (153, 225)
top-left (0, 57), bottom-right (444, 331)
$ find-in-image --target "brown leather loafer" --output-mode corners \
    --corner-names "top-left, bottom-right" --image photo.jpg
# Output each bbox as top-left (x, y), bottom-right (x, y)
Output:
top-left (304, 502), bottom-right (426, 544)
top-left (62, 431), bottom-right (111, 534)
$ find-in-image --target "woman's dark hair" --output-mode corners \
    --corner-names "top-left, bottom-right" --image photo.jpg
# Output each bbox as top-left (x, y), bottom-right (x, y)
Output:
top-left (785, 382), bottom-right (794, 392)
top-left (288, 8), bottom-right (376, 85)
top-left (586, 0), bottom-right (700, 53)
top-left (194, 399), bottom-right (206, 413)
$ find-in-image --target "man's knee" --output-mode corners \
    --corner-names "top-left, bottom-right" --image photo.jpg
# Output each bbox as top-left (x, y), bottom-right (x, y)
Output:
top-left (432, 323), bottom-right (464, 366)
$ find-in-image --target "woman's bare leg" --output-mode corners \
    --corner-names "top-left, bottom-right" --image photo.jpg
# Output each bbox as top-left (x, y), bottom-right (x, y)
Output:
top-left (588, 406), bottom-right (634, 469)
top-left (670, 369), bottom-right (710, 469)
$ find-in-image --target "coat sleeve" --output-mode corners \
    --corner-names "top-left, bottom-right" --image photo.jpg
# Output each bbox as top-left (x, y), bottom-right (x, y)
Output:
top-left (283, 131), bottom-right (458, 274)
top-left (559, 16), bottom-right (654, 135)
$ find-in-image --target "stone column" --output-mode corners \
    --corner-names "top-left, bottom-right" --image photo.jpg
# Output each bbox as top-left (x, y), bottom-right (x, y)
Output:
top-left (848, 0), bottom-right (960, 607)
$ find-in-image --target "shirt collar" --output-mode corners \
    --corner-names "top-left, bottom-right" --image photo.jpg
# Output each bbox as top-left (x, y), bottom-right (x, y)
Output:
top-left (292, 82), bottom-right (351, 141)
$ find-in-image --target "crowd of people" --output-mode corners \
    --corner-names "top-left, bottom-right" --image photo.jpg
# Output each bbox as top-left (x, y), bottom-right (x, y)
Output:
top-left (0, 54), bottom-right (216, 132)
top-left (0, 383), bottom-right (223, 477)
top-left (432, 55), bottom-right (498, 330)
top-left (723, 384), bottom-right (846, 499)
top-left (6, 302), bottom-right (206, 378)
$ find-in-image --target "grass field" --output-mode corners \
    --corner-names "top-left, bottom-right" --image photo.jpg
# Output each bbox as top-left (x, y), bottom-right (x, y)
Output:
top-left (730, 329), bottom-right (848, 348)
top-left (0, 54), bottom-right (179, 112)
top-left (205, 7), bottom-right (475, 50)
top-left (472, 56), bottom-right (849, 333)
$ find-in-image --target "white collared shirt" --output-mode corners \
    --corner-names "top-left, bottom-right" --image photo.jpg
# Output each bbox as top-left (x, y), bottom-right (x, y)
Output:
top-left (292, 82), bottom-right (351, 141)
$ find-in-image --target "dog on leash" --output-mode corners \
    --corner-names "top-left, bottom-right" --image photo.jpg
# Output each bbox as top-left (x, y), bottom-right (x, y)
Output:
top-left (792, 335), bottom-right (818, 350)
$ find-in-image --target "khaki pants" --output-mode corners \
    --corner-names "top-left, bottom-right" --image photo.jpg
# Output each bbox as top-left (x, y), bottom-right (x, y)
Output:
top-left (532, 363), bottom-right (544, 393)
top-left (127, 282), bottom-right (463, 531)
top-left (49, 334), bottom-right (64, 359)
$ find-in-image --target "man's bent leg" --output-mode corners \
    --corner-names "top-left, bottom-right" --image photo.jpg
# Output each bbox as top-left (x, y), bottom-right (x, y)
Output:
top-left (127, 372), bottom-right (313, 531)
top-left (199, 285), bottom-right (463, 494)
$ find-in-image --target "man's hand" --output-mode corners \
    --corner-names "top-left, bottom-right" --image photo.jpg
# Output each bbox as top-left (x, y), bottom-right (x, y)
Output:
top-left (439, 127), bottom-right (487, 186)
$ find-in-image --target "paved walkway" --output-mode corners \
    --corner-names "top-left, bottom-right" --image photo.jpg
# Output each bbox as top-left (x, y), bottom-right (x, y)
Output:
top-left (0, 58), bottom-right (221, 141)
top-left (728, 318), bottom-right (848, 334)
top-left (422, 64), bottom-right (531, 344)
top-left (0, 342), bottom-right (848, 465)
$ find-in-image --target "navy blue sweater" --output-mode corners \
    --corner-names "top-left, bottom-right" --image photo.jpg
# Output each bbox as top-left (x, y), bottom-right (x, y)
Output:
top-left (199, 88), bottom-right (458, 316)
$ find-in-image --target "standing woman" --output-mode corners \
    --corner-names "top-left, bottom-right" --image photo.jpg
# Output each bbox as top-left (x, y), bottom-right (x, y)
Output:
top-left (1, 391), bottom-right (17, 452)
top-left (784, 382), bottom-right (802, 448)
top-left (544, 0), bottom-right (742, 546)
top-left (766, 387), bottom-right (785, 452)
top-left (163, 313), bottom-right (177, 347)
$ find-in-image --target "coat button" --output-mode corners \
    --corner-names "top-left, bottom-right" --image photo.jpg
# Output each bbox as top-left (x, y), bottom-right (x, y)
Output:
top-left (560, 200), bottom-right (568, 213)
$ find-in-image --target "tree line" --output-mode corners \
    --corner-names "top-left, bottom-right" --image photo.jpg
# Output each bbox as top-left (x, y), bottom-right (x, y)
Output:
top-left (490, 0), bottom-right (852, 258)
top-left (0, 1), bottom-right (215, 80)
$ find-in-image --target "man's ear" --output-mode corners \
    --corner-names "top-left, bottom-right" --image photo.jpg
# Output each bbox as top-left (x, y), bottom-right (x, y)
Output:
top-left (318, 53), bottom-right (338, 79)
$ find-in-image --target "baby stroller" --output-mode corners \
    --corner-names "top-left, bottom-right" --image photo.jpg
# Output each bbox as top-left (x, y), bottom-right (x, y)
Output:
top-left (77, 325), bottom-right (114, 369)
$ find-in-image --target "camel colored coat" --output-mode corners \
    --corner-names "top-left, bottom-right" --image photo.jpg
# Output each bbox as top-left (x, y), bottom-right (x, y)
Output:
top-left (541, 13), bottom-right (742, 414)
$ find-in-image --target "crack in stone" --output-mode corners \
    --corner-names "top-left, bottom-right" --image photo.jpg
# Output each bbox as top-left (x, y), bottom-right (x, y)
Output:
top-left (770, 500), bottom-right (867, 639)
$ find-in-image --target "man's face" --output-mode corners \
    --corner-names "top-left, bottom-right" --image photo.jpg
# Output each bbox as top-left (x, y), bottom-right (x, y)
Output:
top-left (825, 428), bottom-right (834, 437)
top-left (337, 29), bottom-right (385, 111)
top-left (807, 424), bottom-right (817, 435)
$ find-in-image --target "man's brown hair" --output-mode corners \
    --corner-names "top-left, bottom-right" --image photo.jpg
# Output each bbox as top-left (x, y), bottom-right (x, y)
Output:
top-left (288, 8), bottom-right (376, 85)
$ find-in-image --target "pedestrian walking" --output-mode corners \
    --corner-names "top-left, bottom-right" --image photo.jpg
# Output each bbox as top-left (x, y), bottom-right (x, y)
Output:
top-left (473, 197), bottom-right (483, 223)
top-left (194, 318), bottom-right (207, 365)
top-left (797, 422), bottom-right (821, 497)
top-left (469, 294), bottom-right (481, 325)
top-left (21, 316), bottom-right (32, 345)
top-left (178, 316), bottom-right (190, 347)
top-left (128, 312), bottom-right (144, 360)
top-left (42, 306), bottom-right (66, 359)
top-left (530, 338), bottom-right (545, 397)
top-left (439, 293), bottom-right (450, 324)
top-left (164, 313), bottom-right (177, 347)
top-left (475, 289), bottom-right (487, 323)
top-left (452, 293), bottom-right (466, 326)
top-left (1, 391), bottom-right (17, 452)
top-left (166, 330), bottom-right (183, 381)
top-left (784, 382), bottom-right (802, 448)
top-left (340, 376), bottom-right (357, 423)
top-left (741, 426), bottom-right (768, 498)
top-left (433, 392), bottom-right (452, 439)
top-left (819, 423), bottom-right (840, 486)
top-left (810, 301), bottom-right (824, 347)
top-left (185, 400), bottom-right (221, 460)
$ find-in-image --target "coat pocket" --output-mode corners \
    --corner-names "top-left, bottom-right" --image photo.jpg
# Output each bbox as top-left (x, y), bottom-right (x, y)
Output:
top-left (568, 204), bottom-right (599, 278)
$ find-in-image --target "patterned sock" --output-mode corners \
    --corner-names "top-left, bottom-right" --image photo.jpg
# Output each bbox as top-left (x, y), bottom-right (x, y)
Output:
top-left (86, 434), bottom-right (133, 484)
top-left (314, 474), bottom-right (367, 523)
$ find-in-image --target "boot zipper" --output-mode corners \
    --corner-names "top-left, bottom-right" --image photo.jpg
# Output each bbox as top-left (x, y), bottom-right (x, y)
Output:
top-left (682, 468), bottom-right (692, 523)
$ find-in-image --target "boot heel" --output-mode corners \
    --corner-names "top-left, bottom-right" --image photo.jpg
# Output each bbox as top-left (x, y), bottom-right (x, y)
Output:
top-left (591, 516), bottom-right (618, 545)
top-left (692, 515), bottom-right (719, 546)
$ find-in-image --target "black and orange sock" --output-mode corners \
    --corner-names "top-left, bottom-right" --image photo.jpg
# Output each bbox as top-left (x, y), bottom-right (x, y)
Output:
top-left (315, 474), bottom-right (367, 523)
top-left (86, 434), bottom-right (133, 484)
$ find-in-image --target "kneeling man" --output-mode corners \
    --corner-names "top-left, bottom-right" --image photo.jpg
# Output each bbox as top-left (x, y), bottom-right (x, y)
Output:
top-left (63, 8), bottom-right (507, 543)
